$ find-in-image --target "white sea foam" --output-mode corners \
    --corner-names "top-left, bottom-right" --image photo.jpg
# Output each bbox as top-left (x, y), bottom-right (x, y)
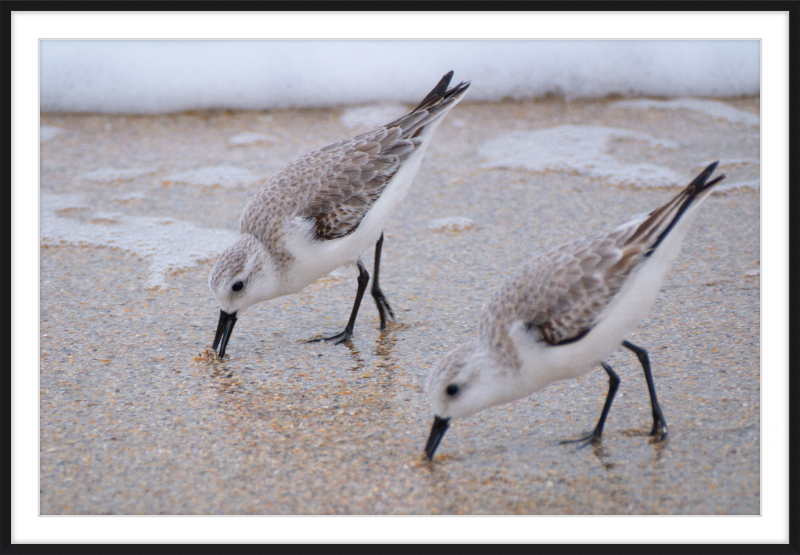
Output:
top-left (162, 165), bottom-right (260, 188)
top-left (41, 194), bottom-right (238, 290)
top-left (40, 40), bottom-right (759, 114)
top-left (115, 191), bottom-right (151, 202)
top-left (228, 133), bottom-right (277, 146)
top-left (717, 180), bottom-right (760, 192)
top-left (710, 158), bottom-right (760, 191)
top-left (611, 98), bottom-right (759, 127)
top-left (719, 158), bottom-right (760, 169)
top-left (479, 126), bottom-right (683, 187)
top-left (428, 216), bottom-right (476, 232)
top-left (80, 167), bottom-right (157, 183)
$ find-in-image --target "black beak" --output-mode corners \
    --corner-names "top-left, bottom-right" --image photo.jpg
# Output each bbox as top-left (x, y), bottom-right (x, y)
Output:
top-left (424, 415), bottom-right (450, 461)
top-left (212, 309), bottom-right (237, 358)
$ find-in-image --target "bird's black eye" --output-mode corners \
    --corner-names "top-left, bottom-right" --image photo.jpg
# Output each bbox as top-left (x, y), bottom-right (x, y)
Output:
top-left (446, 384), bottom-right (459, 396)
top-left (232, 281), bottom-right (244, 292)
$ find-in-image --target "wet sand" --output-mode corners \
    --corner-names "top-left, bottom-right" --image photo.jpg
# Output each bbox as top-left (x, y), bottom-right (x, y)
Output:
top-left (39, 96), bottom-right (760, 515)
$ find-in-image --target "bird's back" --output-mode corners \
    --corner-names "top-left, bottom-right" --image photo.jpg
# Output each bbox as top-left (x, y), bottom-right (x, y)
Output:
top-left (238, 74), bottom-right (471, 251)
top-left (478, 162), bottom-right (725, 370)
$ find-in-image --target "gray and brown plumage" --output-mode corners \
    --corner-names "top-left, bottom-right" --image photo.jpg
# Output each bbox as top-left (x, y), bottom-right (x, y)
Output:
top-left (424, 162), bottom-right (725, 460)
top-left (208, 72), bottom-right (470, 357)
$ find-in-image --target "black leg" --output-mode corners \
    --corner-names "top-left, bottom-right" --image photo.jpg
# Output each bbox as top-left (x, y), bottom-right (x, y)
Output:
top-left (307, 259), bottom-right (370, 345)
top-left (371, 232), bottom-right (396, 330)
top-left (623, 340), bottom-right (668, 439)
top-left (561, 362), bottom-right (620, 446)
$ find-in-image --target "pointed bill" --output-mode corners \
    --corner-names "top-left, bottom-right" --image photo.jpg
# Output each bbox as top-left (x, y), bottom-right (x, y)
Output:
top-left (424, 415), bottom-right (450, 461)
top-left (212, 309), bottom-right (238, 358)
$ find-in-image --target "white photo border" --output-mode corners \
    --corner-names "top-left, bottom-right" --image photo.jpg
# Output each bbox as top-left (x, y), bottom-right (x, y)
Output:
top-left (10, 8), bottom-right (790, 546)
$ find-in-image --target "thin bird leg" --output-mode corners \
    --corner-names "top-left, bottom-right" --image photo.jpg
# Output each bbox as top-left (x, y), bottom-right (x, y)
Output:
top-left (307, 260), bottom-right (370, 345)
top-left (560, 362), bottom-right (620, 446)
top-left (623, 340), bottom-right (668, 439)
top-left (371, 232), bottom-right (396, 329)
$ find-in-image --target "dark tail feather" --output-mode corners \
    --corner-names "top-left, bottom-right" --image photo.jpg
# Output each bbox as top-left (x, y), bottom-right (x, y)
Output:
top-left (383, 72), bottom-right (470, 139)
top-left (686, 161), bottom-right (722, 195)
top-left (412, 71), bottom-right (454, 111)
top-left (411, 71), bottom-right (471, 113)
top-left (648, 161), bottom-right (725, 253)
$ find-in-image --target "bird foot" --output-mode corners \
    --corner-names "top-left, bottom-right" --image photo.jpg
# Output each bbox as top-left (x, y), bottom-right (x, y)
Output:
top-left (559, 431), bottom-right (602, 448)
top-left (648, 423), bottom-right (669, 442)
top-left (306, 329), bottom-right (353, 345)
top-left (372, 290), bottom-right (396, 330)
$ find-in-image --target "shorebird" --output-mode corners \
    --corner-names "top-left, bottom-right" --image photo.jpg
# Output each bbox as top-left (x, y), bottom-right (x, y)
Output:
top-left (209, 72), bottom-right (470, 358)
top-left (424, 162), bottom-right (725, 460)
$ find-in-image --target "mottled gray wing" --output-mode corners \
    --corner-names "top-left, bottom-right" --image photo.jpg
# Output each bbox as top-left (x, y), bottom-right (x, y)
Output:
top-left (481, 161), bottom-right (726, 348)
top-left (525, 232), bottom-right (646, 345)
top-left (238, 127), bottom-right (415, 243)
top-left (481, 229), bottom-right (647, 348)
top-left (238, 127), bottom-right (418, 244)
top-left (295, 127), bottom-right (417, 240)
top-left (297, 75), bottom-right (470, 240)
top-left (239, 73), bottom-right (470, 244)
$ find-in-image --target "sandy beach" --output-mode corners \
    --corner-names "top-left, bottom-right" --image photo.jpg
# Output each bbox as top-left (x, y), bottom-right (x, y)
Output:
top-left (39, 95), bottom-right (760, 515)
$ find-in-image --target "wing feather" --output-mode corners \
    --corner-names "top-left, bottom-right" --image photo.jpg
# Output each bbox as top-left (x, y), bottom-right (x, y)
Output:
top-left (239, 73), bottom-right (470, 243)
top-left (478, 162), bottom-right (725, 360)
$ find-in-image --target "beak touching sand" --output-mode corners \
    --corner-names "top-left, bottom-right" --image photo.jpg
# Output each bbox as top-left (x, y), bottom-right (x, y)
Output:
top-left (424, 415), bottom-right (451, 461)
top-left (212, 309), bottom-right (238, 359)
